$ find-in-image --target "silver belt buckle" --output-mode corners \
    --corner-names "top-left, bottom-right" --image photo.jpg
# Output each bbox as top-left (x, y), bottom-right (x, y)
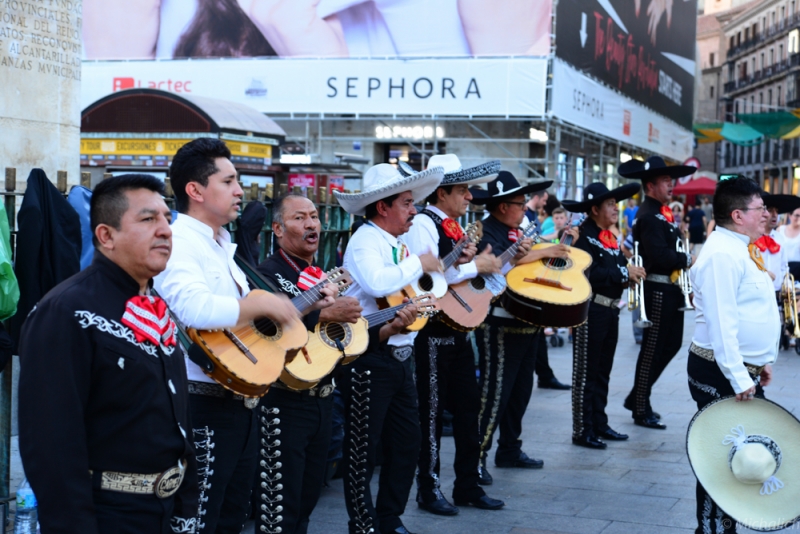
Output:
top-left (154, 461), bottom-right (186, 499)
top-left (243, 397), bottom-right (260, 409)
top-left (318, 384), bottom-right (335, 398)
top-left (390, 346), bottom-right (413, 362)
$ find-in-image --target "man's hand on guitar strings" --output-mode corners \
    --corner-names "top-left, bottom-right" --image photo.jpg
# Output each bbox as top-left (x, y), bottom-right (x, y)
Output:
top-left (307, 284), bottom-right (337, 313)
top-left (457, 243), bottom-right (478, 265)
top-left (474, 245), bottom-right (501, 275)
top-left (419, 252), bottom-right (444, 273)
top-left (318, 296), bottom-right (363, 324)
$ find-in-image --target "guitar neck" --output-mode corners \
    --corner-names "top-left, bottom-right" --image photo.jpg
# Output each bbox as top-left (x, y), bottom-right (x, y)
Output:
top-left (292, 281), bottom-right (327, 313)
top-left (365, 301), bottom-right (409, 325)
top-left (498, 225), bottom-right (541, 266)
top-left (441, 236), bottom-right (470, 270)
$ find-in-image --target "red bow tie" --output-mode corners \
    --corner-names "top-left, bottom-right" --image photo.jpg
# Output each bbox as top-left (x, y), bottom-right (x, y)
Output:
top-left (442, 218), bottom-right (464, 241)
top-left (122, 295), bottom-right (176, 348)
top-left (754, 235), bottom-right (781, 254)
top-left (660, 205), bottom-right (675, 223)
top-left (598, 230), bottom-right (619, 249)
top-left (297, 266), bottom-right (325, 291)
top-left (508, 229), bottom-right (521, 242)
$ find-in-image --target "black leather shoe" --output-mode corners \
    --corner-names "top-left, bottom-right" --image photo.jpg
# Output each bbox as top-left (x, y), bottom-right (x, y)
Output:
top-left (623, 398), bottom-right (661, 420)
top-left (478, 460), bottom-right (493, 485)
top-left (634, 415), bottom-right (667, 429)
top-left (538, 377), bottom-right (572, 390)
top-left (417, 496), bottom-right (459, 516)
top-left (453, 495), bottom-right (505, 510)
top-left (572, 435), bottom-right (607, 449)
top-left (386, 527), bottom-right (416, 534)
top-left (599, 428), bottom-right (629, 441)
top-left (495, 452), bottom-right (544, 469)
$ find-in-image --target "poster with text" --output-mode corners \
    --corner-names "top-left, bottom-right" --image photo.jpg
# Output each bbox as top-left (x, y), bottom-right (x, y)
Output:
top-left (83, 0), bottom-right (552, 60)
top-left (555, 0), bottom-right (697, 129)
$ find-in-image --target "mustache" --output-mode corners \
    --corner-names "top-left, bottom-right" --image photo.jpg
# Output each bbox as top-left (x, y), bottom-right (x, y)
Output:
top-left (407, 215), bottom-right (414, 223)
top-left (303, 230), bottom-right (318, 239)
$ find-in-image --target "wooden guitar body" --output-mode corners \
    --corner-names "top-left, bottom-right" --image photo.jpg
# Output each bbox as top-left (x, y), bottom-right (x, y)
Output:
top-left (187, 289), bottom-right (310, 398)
top-left (437, 273), bottom-right (506, 331)
top-left (502, 244), bottom-right (593, 328)
top-left (280, 317), bottom-right (370, 390)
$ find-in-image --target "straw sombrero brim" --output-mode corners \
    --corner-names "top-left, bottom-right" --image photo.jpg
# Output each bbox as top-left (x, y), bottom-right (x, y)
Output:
top-left (334, 166), bottom-right (444, 216)
top-left (687, 397), bottom-right (800, 531)
top-left (398, 160), bottom-right (499, 186)
top-left (561, 183), bottom-right (641, 213)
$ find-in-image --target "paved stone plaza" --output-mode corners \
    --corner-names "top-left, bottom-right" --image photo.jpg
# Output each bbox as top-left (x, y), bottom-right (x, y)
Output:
top-left (244, 311), bottom-right (800, 534)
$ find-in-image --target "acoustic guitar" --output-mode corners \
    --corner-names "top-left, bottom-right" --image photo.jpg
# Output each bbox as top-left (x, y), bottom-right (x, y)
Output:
top-left (438, 222), bottom-right (540, 331)
top-left (379, 223), bottom-right (478, 331)
top-left (501, 227), bottom-right (592, 327)
top-left (280, 293), bottom-right (439, 390)
top-left (188, 268), bottom-right (353, 398)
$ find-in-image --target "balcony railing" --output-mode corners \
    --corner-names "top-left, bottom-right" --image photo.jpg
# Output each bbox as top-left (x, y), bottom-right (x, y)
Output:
top-left (727, 12), bottom-right (800, 59)
top-left (724, 56), bottom-right (797, 93)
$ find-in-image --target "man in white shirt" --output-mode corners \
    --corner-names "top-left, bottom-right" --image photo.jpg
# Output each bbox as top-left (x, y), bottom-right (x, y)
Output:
top-left (335, 163), bottom-right (444, 534)
top-left (688, 176), bottom-right (778, 533)
top-left (155, 138), bottom-right (332, 534)
top-left (401, 155), bottom-right (504, 515)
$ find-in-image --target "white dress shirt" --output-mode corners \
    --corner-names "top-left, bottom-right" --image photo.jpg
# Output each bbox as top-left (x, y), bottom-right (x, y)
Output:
top-left (403, 205), bottom-right (478, 285)
top-left (762, 229), bottom-right (788, 292)
top-left (343, 221), bottom-right (423, 347)
top-left (691, 226), bottom-right (780, 393)
top-left (155, 214), bottom-right (249, 383)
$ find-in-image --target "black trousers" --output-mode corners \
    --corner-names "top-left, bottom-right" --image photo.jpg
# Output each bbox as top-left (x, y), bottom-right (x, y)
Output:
top-left (340, 345), bottom-right (420, 534)
top-left (572, 303), bottom-right (620, 439)
top-left (93, 490), bottom-right (184, 533)
top-left (189, 393), bottom-right (258, 534)
top-left (476, 315), bottom-right (540, 464)
top-left (626, 283), bottom-right (684, 418)
top-left (687, 353), bottom-right (764, 534)
top-left (414, 322), bottom-right (484, 503)
top-left (254, 387), bottom-right (334, 534)
top-left (534, 332), bottom-right (555, 382)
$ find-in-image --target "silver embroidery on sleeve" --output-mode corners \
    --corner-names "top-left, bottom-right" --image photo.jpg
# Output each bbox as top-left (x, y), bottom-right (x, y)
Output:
top-left (274, 274), bottom-right (301, 297)
top-left (74, 310), bottom-right (175, 357)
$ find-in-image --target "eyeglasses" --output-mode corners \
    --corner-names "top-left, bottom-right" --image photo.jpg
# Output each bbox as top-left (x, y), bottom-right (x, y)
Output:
top-left (738, 205), bottom-right (768, 213)
top-left (503, 201), bottom-right (526, 207)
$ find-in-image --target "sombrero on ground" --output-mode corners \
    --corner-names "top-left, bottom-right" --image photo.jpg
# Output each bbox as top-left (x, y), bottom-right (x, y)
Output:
top-left (333, 163), bottom-right (444, 216)
top-left (618, 156), bottom-right (698, 181)
top-left (469, 171), bottom-right (552, 205)
top-left (397, 154), bottom-right (499, 186)
top-left (561, 182), bottom-right (641, 213)
top-left (762, 193), bottom-right (800, 215)
top-left (687, 397), bottom-right (800, 531)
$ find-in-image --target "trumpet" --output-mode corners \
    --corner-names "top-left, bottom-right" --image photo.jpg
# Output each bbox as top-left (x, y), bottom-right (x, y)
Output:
top-left (675, 238), bottom-right (694, 312)
top-left (782, 273), bottom-right (800, 338)
top-left (628, 241), bottom-right (652, 328)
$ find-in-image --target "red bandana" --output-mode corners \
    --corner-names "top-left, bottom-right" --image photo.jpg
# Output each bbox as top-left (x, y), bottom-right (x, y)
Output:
top-left (660, 205), bottom-right (675, 223)
top-left (508, 229), bottom-right (521, 242)
top-left (298, 266), bottom-right (325, 291)
top-left (121, 295), bottom-right (176, 348)
top-left (598, 230), bottom-right (619, 249)
top-left (442, 218), bottom-right (464, 241)
top-left (754, 235), bottom-right (781, 254)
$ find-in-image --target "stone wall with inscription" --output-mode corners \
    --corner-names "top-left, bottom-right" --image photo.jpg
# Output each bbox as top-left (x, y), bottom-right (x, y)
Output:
top-left (0, 0), bottom-right (81, 187)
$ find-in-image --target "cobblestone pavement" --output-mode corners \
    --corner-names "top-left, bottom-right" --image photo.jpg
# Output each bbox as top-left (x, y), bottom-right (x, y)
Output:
top-left (9, 310), bottom-right (800, 533)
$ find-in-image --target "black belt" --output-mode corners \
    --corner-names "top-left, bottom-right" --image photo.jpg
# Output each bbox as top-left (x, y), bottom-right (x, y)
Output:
top-left (188, 381), bottom-right (259, 409)
top-left (272, 381), bottom-right (335, 398)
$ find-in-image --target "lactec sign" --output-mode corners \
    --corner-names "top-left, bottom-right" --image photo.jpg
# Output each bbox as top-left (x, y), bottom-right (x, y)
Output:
top-left (82, 58), bottom-right (548, 117)
top-left (551, 59), bottom-right (692, 161)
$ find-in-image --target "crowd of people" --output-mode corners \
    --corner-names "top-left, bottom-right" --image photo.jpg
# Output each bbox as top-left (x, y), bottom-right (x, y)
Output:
top-left (12, 139), bottom-right (800, 534)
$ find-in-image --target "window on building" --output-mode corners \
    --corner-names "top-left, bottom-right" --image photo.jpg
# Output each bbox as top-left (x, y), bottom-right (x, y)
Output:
top-left (770, 48), bottom-right (775, 64)
top-left (761, 52), bottom-right (765, 69)
top-left (738, 31), bottom-right (742, 45)
top-left (710, 85), bottom-right (715, 98)
top-left (763, 16), bottom-right (767, 31)
top-left (753, 57), bottom-right (757, 74)
top-left (745, 27), bottom-right (750, 40)
top-left (751, 95), bottom-right (756, 112)
top-left (748, 145), bottom-right (753, 164)
top-left (760, 92), bottom-right (764, 110)
top-left (710, 52), bottom-right (715, 67)
top-left (778, 85), bottom-right (782, 106)
top-left (780, 44), bottom-right (785, 62)
top-left (793, 1), bottom-right (796, 15)
top-left (731, 35), bottom-right (736, 49)
top-left (772, 11), bottom-right (776, 26)
top-left (782, 6), bottom-right (786, 22)
top-left (756, 143), bottom-right (762, 163)
top-left (769, 88), bottom-right (773, 107)
top-left (790, 29), bottom-right (800, 53)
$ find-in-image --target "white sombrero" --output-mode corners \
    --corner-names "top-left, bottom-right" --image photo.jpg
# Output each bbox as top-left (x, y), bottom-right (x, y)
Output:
top-left (397, 154), bottom-right (499, 186)
top-left (687, 397), bottom-right (800, 531)
top-left (333, 163), bottom-right (444, 216)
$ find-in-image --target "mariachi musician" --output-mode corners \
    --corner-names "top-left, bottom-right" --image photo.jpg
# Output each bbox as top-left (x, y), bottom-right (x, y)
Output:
top-left (468, 171), bottom-right (575, 485)
top-left (616, 156), bottom-right (697, 430)
top-left (253, 193), bottom-right (374, 534)
top-left (334, 163), bottom-right (444, 534)
top-left (562, 182), bottom-right (646, 449)
top-left (401, 155), bottom-right (505, 515)
top-left (759, 193), bottom-right (800, 350)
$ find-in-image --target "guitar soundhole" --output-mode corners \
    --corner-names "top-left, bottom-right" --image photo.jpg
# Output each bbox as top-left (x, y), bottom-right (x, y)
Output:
top-left (321, 323), bottom-right (352, 349)
top-left (471, 277), bottom-right (486, 291)
top-left (251, 318), bottom-right (281, 340)
top-left (541, 258), bottom-right (573, 271)
top-left (418, 274), bottom-right (434, 292)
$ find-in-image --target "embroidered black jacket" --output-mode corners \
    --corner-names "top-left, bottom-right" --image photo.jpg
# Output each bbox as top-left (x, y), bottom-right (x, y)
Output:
top-left (257, 248), bottom-right (322, 332)
top-left (632, 196), bottom-right (691, 278)
top-left (18, 253), bottom-right (198, 534)
top-left (574, 217), bottom-right (629, 300)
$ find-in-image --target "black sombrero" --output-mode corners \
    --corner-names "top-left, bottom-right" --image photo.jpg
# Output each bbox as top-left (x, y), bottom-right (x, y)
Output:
top-left (618, 156), bottom-right (697, 180)
top-left (468, 171), bottom-right (552, 205)
top-left (561, 182), bottom-right (641, 213)
top-left (762, 193), bottom-right (800, 214)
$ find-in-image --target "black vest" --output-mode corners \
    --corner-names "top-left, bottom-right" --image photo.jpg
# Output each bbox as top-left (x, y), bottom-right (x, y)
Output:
top-left (421, 209), bottom-right (457, 258)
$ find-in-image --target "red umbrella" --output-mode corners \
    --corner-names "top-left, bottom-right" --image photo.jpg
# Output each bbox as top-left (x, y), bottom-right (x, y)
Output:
top-left (672, 176), bottom-right (717, 196)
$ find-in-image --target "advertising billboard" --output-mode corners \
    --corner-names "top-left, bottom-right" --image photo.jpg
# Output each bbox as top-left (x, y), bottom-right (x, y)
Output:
top-left (555, 0), bottom-right (696, 130)
top-left (83, 0), bottom-right (551, 59)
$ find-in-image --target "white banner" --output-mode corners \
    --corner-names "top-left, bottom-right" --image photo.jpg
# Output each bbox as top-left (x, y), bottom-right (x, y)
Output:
top-left (82, 58), bottom-right (548, 117)
top-left (550, 59), bottom-right (693, 162)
